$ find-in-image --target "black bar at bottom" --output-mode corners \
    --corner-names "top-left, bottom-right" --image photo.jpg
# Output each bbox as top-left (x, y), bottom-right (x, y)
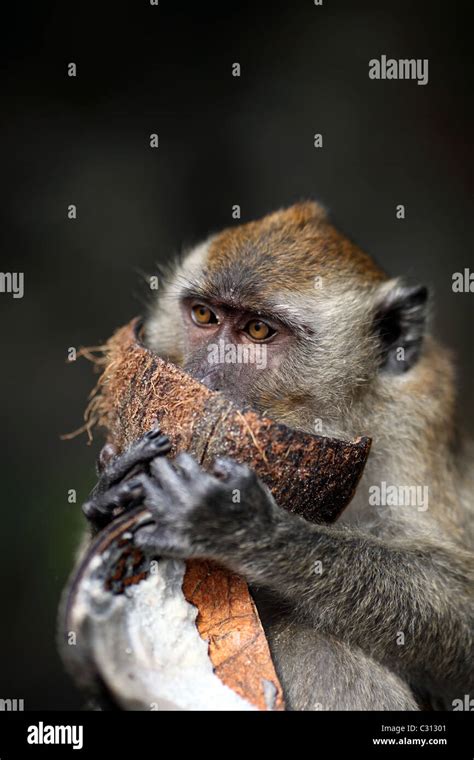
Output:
top-left (0, 710), bottom-right (471, 757)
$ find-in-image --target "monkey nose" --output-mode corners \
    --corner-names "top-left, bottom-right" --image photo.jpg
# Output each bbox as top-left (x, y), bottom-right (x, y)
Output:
top-left (191, 368), bottom-right (223, 392)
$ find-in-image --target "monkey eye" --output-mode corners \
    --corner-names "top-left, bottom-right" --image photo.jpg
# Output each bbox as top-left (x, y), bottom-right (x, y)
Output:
top-left (191, 303), bottom-right (218, 326)
top-left (244, 319), bottom-right (275, 342)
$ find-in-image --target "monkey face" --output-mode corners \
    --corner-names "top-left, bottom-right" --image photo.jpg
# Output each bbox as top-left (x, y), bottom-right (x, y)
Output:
top-left (178, 295), bottom-right (296, 410)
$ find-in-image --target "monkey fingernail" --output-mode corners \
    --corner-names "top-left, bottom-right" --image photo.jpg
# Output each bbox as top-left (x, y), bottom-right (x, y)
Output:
top-left (119, 479), bottom-right (144, 499)
top-left (145, 427), bottom-right (163, 440)
top-left (82, 500), bottom-right (103, 522)
top-left (98, 443), bottom-right (117, 472)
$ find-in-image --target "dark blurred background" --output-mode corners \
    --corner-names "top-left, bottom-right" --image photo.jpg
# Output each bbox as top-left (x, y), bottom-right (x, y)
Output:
top-left (0, 0), bottom-right (472, 709)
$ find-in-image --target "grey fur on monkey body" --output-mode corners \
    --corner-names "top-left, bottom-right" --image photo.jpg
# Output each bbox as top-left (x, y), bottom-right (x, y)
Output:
top-left (79, 202), bottom-right (473, 711)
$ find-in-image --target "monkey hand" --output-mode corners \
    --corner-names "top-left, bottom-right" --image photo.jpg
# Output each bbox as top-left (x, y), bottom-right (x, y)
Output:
top-left (115, 453), bottom-right (282, 561)
top-left (82, 427), bottom-right (171, 529)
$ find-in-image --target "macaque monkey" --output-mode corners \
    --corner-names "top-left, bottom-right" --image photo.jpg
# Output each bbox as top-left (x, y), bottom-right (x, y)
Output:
top-left (84, 202), bottom-right (473, 710)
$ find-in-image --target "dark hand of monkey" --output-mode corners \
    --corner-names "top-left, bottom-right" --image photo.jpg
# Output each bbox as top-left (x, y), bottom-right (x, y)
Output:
top-left (83, 431), bottom-right (281, 558)
top-left (82, 427), bottom-right (171, 529)
top-left (123, 453), bottom-right (281, 558)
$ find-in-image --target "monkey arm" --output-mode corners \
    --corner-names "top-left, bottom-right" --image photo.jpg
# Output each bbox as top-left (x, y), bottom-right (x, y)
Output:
top-left (232, 518), bottom-right (473, 696)
top-left (211, 501), bottom-right (473, 696)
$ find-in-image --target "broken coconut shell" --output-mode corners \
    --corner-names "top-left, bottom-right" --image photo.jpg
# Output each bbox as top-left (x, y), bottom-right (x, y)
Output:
top-left (60, 318), bottom-right (371, 710)
top-left (60, 508), bottom-right (283, 710)
top-left (85, 318), bottom-right (371, 524)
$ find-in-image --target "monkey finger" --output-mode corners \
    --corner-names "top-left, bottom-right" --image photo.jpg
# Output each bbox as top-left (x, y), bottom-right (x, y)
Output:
top-left (97, 443), bottom-right (117, 473)
top-left (213, 457), bottom-right (254, 483)
top-left (114, 476), bottom-right (146, 504)
top-left (133, 525), bottom-right (189, 558)
top-left (129, 471), bottom-right (176, 518)
top-left (82, 480), bottom-right (142, 524)
top-left (174, 451), bottom-right (200, 473)
top-left (98, 428), bottom-right (171, 490)
top-left (149, 456), bottom-right (188, 499)
top-left (173, 452), bottom-right (215, 484)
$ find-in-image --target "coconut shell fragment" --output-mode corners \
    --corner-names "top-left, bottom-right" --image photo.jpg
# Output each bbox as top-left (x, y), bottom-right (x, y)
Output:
top-left (60, 508), bottom-right (283, 711)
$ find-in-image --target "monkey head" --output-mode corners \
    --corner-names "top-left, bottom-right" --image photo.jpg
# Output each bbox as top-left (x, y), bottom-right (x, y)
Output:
top-left (145, 202), bottom-right (445, 443)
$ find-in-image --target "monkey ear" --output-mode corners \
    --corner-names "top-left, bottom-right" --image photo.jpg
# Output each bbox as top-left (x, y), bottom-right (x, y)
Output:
top-left (374, 282), bottom-right (429, 374)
